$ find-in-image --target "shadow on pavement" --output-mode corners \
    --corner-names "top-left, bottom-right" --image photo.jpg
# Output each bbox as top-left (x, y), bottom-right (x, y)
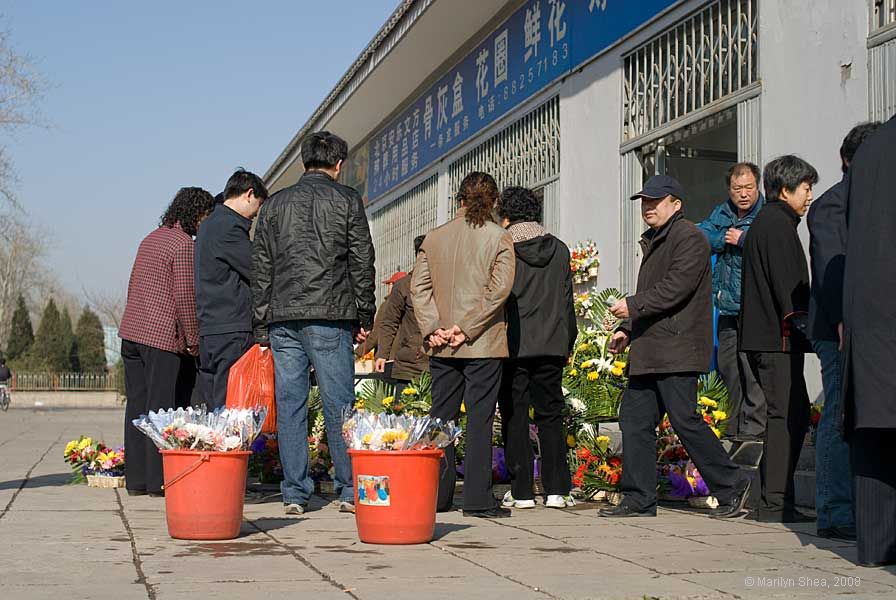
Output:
top-left (433, 522), bottom-right (473, 540)
top-left (0, 472), bottom-right (72, 490)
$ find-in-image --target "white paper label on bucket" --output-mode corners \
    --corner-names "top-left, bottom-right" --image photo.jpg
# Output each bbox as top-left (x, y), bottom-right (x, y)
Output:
top-left (357, 475), bottom-right (390, 506)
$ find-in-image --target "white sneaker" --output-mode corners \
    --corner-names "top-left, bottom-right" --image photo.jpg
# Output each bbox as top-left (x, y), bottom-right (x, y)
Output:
top-left (338, 501), bottom-right (356, 514)
top-left (545, 494), bottom-right (576, 509)
top-left (284, 503), bottom-right (306, 515)
top-left (501, 490), bottom-right (536, 509)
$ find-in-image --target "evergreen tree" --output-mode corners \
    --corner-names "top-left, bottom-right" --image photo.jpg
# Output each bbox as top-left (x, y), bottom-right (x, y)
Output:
top-left (75, 308), bottom-right (107, 372)
top-left (60, 307), bottom-right (77, 371)
top-left (6, 294), bottom-right (34, 361)
top-left (31, 299), bottom-right (70, 372)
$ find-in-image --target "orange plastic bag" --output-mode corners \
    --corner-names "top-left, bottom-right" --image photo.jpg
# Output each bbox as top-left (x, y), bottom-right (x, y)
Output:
top-left (226, 344), bottom-right (277, 434)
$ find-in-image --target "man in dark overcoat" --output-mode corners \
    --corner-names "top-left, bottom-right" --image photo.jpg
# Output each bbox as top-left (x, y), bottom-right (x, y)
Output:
top-left (842, 114), bottom-right (896, 567)
top-left (602, 175), bottom-right (750, 519)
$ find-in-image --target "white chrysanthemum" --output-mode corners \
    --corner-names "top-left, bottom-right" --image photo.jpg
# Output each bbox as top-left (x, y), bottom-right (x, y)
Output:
top-left (579, 423), bottom-right (596, 437)
top-left (569, 397), bottom-right (587, 413)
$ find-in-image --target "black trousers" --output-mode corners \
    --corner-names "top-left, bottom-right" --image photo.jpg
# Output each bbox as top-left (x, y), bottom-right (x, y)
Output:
top-left (619, 373), bottom-right (743, 511)
top-left (717, 316), bottom-right (766, 440)
top-left (198, 331), bottom-right (254, 410)
top-left (430, 357), bottom-right (502, 511)
top-left (499, 357), bottom-right (570, 499)
top-left (122, 340), bottom-right (194, 493)
top-left (850, 429), bottom-right (896, 565)
top-left (746, 352), bottom-right (810, 512)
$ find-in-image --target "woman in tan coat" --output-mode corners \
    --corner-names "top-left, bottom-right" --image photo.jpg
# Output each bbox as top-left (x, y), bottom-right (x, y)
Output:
top-left (411, 172), bottom-right (515, 518)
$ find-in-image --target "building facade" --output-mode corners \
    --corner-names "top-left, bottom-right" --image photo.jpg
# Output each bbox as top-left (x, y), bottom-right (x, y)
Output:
top-left (264, 0), bottom-right (895, 394)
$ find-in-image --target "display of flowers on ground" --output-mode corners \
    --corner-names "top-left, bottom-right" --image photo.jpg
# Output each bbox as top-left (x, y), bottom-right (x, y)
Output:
top-left (567, 431), bottom-right (623, 499)
top-left (570, 240), bottom-right (600, 284)
top-left (63, 436), bottom-right (125, 483)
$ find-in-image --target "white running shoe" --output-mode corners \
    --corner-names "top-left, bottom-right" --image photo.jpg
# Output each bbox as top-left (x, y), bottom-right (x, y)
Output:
top-left (545, 494), bottom-right (576, 509)
top-left (501, 490), bottom-right (536, 509)
top-left (284, 503), bottom-right (306, 515)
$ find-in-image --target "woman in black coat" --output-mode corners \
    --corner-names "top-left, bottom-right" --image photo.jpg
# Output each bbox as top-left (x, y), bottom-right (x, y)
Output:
top-left (842, 115), bottom-right (896, 567)
top-left (496, 186), bottom-right (578, 510)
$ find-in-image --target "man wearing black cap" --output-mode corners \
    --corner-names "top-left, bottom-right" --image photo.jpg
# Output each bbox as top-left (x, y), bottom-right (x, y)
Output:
top-left (601, 175), bottom-right (750, 519)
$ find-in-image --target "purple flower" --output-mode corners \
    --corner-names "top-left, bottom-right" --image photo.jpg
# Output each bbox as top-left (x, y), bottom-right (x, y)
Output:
top-left (250, 435), bottom-right (267, 454)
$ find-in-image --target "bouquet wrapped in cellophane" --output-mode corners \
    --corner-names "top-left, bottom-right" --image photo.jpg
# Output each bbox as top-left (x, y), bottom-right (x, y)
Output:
top-left (342, 409), bottom-right (462, 452)
top-left (132, 406), bottom-right (267, 452)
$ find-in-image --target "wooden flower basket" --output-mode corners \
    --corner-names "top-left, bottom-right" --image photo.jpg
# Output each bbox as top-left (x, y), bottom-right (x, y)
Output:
top-left (86, 474), bottom-right (125, 488)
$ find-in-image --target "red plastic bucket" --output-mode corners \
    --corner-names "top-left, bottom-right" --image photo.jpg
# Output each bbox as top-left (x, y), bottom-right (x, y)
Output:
top-left (348, 448), bottom-right (443, 544)
top-left (160, 449), bottom-right (251, 540)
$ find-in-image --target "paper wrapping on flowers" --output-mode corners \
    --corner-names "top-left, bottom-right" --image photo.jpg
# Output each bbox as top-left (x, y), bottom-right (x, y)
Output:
top-left (132, 406), bottom-right (267, 452)
top-left (342, 410), bottom-right (461, 451)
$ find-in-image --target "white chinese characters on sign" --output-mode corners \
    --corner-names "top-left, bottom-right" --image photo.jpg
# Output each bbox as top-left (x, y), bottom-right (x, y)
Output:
top-left (437, 84), bottom-right (449, 130)
top-left (475, 48), bottom-right (489, 103)
top-left (423, 96), bottom-right (434, 140)
top-left (589, 0), bottom-right (607, 12)
top-left (452, 72), bottom-right (464, 118)
top-left (524, 3), bottom-right (542, 63)
top-left (548, 0), bottom-right (567, 47)
top-left (494, 29), bottom-right (508, 86)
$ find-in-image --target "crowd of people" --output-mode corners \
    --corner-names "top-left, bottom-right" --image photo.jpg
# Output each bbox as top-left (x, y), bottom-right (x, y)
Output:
top-left (119, 117), bottom-right (895, 567)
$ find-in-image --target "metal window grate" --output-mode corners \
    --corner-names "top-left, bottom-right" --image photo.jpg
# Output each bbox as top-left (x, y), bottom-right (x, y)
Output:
top-left (870, 37), bottom-right (896, 121)
top-left (622, 0), bottom-right (758, 142)
top-left (872, 0), bottom-right (896, 33)
top-left (368, 174), bottom-right (439, 305)
top-left (447, 96), bottom-right (560, 230)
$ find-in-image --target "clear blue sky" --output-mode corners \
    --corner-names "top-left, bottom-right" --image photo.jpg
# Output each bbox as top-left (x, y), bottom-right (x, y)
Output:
top-left (4, 0), bottom-right (397, 299)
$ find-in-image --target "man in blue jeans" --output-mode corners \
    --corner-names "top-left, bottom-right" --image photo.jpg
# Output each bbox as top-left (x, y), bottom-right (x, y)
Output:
top-left (808, 122), bottom-right (880, 540)
top-left (252, 132), bottom-right (376, 515)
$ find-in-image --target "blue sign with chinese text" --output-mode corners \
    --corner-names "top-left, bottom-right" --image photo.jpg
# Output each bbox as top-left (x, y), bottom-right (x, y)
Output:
top-left (367, 0), bottom-right (679, 201)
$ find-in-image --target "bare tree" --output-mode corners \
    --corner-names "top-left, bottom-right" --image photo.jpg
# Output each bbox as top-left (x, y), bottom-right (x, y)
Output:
top-left (0, 215), bottom-right (47, 347)
top-left (82, 287), bottom-right (126, 329)
top-left (0, 24), bottom-right (45, 209)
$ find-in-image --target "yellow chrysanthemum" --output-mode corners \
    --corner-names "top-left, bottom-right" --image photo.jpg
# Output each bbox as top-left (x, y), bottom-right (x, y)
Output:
top-left (354, 399), bottom-right (365, 410)
top-left (382, 396), bottom-right (394, 407)
top-left (401, 387), bottom-right (418, 396)
top-left (610, 367), bottom-right (624, 377)
top-left (698, 396), bottom-right (718, 409)
top-left (568, 369), bottom-right (578, 377)
top-left (577, 343), bottom-right (590, 352)
top-left (566, 434), bottom-right (576, 448)
top-left (712, 410), bottom-right (728, 422)
top-left (613, 361), bottom-right (627, 369)
top-left (587, 371), bottom-right (599, 381)
top-left (580, 360), bottom-right (593, 369)
top-left (361, 433), bottom-right (372, 445)
top-left (711, 426), bottom-right (722, 438)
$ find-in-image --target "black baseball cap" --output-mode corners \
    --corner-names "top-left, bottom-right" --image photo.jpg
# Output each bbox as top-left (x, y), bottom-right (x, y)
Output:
top-left (630, 174), bottom-right (685, 201)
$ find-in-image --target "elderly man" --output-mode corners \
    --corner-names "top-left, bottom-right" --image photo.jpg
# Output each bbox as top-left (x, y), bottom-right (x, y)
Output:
top-left (699, 163), bottom-right (766, 445)
top-left (602, 175), bottom-right (750, 519)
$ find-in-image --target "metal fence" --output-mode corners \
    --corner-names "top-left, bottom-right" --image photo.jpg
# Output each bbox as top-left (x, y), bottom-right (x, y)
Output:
top-left (10, 372), bottom-right (119, 392)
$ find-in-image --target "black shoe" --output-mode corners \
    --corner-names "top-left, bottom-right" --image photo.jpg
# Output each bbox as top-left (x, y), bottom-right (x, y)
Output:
top-left (598, 504), bottom-right (656, 518)
top-left (857, 559), bottom-right (896, 568)
top-left (126, 489), bottom-right (147, 497)
top-left (748, 508), bottom-right (815, 523)
top-left (147, 491), bottom-right (165, 498)
top-left (817, 526), bottom-right (857, 541)
top-left (462, 506), bottom-right (512, 519)
top-left (710, 478), bottom-right (751, 519)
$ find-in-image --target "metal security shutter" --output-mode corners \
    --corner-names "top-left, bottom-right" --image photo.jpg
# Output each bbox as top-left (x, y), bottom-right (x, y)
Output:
top-left (737, 94), bottom-right (761, 164)
top-left (447, 96), bottom-right (561, 232)
top-left (869, 38), bottom-right (896, 121)
top-left (368, 174), bottom-right (438, 305)
top-left (622, 0), bottom-right (759, 145)
top-left (620, 150), bottom-right (644, 294)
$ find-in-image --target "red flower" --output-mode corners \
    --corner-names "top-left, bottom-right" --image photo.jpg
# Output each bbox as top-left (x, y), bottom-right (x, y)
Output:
top-left (576, 447), bottom-right (591, 461)
top-left (607, 457), bottom-right (622, 468)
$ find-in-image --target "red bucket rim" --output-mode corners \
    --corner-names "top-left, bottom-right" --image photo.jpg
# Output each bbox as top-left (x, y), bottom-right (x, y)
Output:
top-left (348, 448), bottom-right (444, 457)
top-left (160, 449), bottom-right (253, 456)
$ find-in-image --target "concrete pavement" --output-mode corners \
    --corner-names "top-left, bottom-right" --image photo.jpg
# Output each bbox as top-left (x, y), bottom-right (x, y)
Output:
top-left (0, 408), bottom-right (893, 600)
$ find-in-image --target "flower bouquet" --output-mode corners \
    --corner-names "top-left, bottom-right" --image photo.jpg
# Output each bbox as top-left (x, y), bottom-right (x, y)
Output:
top-left (568, 431), bottom-right (622, 504)
top-left (342, 410), bottom-right (462, 452)
top-left (570, 240), bottom-right (600, 284)
top-left (132, 406), bottom-right (267, 452)
top-left (354, 372), bottom-right (433, 417)
top-left (63, 436), bottom-right (126, 487)
top-left (809, 402), bottom-right (822, 444)
top-left (355, 350), bottom-right (375, 375)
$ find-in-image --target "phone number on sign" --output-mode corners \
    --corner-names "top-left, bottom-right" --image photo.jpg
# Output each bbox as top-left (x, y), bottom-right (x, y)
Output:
top-left (744, 576), bottom-right (861, 588)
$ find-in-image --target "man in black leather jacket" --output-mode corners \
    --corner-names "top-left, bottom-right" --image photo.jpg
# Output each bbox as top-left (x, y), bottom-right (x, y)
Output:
top-left (252, 131), bottom-right (376, 515)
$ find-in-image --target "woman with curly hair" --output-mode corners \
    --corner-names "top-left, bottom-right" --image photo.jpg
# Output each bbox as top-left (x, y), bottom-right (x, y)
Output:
top-left (410, 171), bottom-right (516, 518)
top-left (119, 187), bottom-right (214, 497)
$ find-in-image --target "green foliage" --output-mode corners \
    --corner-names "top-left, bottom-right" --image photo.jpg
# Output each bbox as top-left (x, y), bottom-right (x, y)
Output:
top-left (6, 295), bottom-right (33, 362)
top-left (60, 307), bottom-right (77, 371)
top-left (75, 308), bottom-right (106, 372)
top-left (114, 359), bottom-right (125, 396)
top-left (31, 299), bottom-right (72, 372)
